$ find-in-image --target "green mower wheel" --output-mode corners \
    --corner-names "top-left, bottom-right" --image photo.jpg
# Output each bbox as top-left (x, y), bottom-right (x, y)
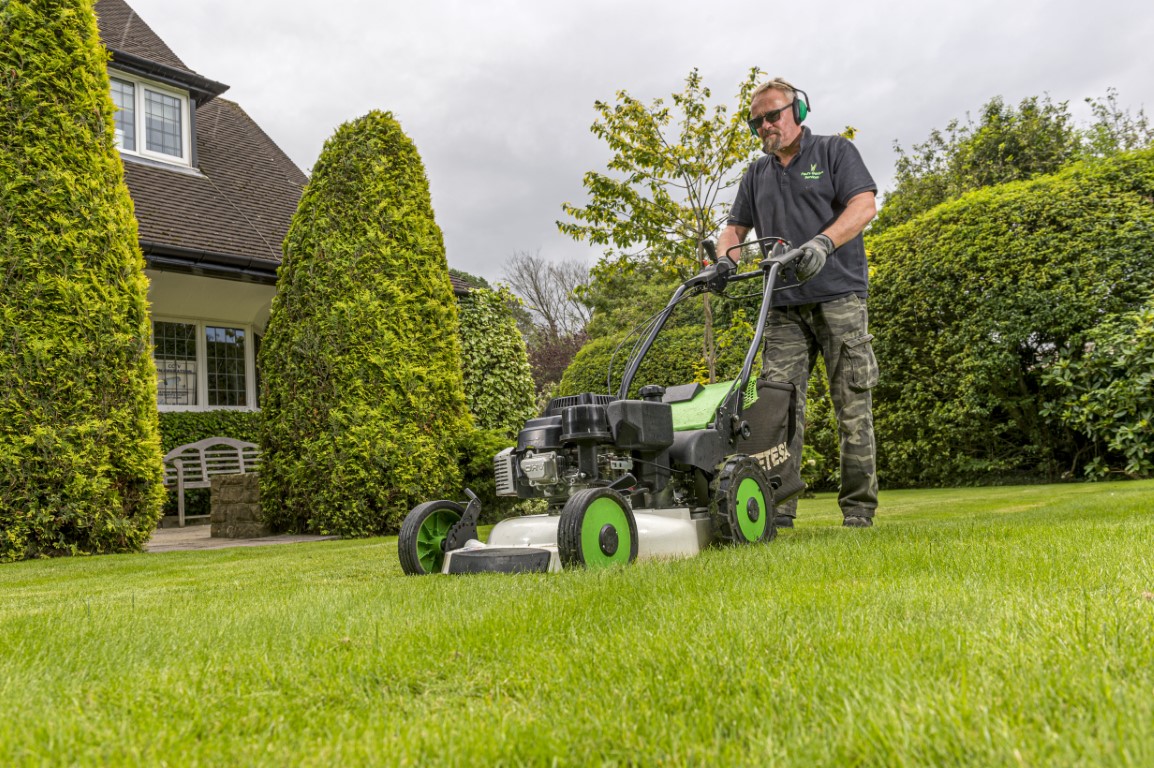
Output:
top-left (398, 500), bottom-right (464, 575)
top-left (710, 455), bottom-right (776, 545)
top-left (557, 488), bottom-right (638, 569)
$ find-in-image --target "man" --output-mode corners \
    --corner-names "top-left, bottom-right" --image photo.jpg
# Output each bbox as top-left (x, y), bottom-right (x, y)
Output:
top-left (716, 77), bottom-right (879, 528)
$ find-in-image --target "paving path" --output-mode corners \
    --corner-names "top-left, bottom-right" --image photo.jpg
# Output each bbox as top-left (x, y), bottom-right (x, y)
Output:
top-left (146, 525), bottom-right (337, 553)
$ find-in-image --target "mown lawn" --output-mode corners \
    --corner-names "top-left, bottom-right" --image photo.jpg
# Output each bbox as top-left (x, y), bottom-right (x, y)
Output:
top-left (1, 481), bottom-right (1152, 766)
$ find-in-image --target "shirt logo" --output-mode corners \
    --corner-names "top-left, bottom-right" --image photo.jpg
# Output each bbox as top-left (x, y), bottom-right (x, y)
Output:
top-left (801, 163), bottom-right (825, 181)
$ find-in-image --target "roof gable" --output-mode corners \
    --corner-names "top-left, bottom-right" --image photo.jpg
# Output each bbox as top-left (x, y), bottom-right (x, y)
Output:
top-left (125, 98), bottom-right (308, 273)
top-left (95, 0), bottom-right (188, 71)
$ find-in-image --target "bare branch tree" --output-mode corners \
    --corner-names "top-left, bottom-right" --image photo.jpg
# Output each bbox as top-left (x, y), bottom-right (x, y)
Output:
top-left (502, 250), bottom-right (591, 341)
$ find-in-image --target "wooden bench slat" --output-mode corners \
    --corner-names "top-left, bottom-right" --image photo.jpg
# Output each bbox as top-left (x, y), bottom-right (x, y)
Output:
top-left (162, 436), bottom-right (261, 527)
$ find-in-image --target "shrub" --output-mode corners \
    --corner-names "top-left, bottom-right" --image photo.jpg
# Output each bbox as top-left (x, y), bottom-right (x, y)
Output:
top-left (1042, 298), bottom-right (1154, 479)
top-left (457, 426), bottom-right (530, 523)
top-left (0, 0), bottom-right (165, 560)
top-left (157, 410), bottom-right (260, 455)
top-left (867, 149), bottom-right (1154, 486)
top-left (558, 326), bottom-right (705, 397)
top-left (457, 287), bottom-right (536, 438)
top-left (259, 111), bottom-right (470, 537)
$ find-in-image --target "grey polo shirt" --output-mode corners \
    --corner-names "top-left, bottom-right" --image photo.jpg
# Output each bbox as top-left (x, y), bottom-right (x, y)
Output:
top-left (728, 127), bottom-right (877, 306)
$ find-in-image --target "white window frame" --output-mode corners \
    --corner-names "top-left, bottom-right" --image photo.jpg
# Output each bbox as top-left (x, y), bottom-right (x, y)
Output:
top-left (110, 71), bottom-right (192, 166)
top-left (153, 317), bottom-right (258, 412)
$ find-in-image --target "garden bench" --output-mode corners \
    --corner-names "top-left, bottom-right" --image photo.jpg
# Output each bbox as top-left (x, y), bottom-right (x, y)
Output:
top-left (162, 437), bottom-right (261, 526)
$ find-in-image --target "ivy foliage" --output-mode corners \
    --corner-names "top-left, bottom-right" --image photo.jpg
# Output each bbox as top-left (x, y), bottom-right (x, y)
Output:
top-left (258, 111), bottom-right (470, 537)
top-left (457, 287), bottom-right (536, 438)
top-left (1042, 297), bottom-right (1154, 479)
top-left (867, 149), bottom-right (1154, 486)
top-left (0, 0), bottom-right (166, 561)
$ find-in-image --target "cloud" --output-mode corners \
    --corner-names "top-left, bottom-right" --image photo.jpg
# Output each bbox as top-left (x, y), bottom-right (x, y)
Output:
top-left (124, 0), bottom-right (1154, 281)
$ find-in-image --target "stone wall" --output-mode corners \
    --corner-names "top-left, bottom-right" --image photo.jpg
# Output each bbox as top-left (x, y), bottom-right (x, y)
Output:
top-left (210, 473), bottom-right (271, 538)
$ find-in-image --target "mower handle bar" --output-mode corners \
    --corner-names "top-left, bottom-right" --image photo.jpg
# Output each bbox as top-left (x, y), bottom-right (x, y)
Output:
top-left (615, 236), bottom-right (800, 408)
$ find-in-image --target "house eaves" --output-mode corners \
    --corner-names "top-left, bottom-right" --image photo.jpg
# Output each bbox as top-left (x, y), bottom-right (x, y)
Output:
top-left (107, 48), bottom-right (229, 107)
top-left (141, 241), bottom-right (279, 285)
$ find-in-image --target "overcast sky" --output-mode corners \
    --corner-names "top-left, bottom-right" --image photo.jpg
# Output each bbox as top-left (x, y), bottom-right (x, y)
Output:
top-left (122, 0), bottom-right (1154, 283)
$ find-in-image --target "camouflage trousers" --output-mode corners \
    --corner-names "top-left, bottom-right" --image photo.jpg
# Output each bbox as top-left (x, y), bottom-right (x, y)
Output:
top-left (761, 294), bottom-right (879, 519)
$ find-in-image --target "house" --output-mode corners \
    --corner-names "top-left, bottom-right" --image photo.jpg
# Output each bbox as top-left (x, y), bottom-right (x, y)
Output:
top-left (93, 0), bottom-right (469, 414)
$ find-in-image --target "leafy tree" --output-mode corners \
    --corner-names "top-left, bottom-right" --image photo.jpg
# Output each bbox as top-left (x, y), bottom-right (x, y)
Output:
top-left (1083, 88), bottom-right (1154, 158)
top-left (1042, 296), bottom-right (1154, 479)
top-left (867, 148), bottom-right (1154, 486)
top-left (874, 95), bottom-right (1082, 234)
top-left (259, 111), bottom-right (470, 537)
top-left (526, 330), bottom-right (588, 405)
top-left (457, 286), bottom-right (537, 437)
top-left (558, 67), bottom-right (764, 380)
top-left (0, 0), bottom-right (166, 560)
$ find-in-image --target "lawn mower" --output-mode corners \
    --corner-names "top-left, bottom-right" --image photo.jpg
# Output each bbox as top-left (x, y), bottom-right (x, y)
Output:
top-left (398, 237), bottom-right (807, 575)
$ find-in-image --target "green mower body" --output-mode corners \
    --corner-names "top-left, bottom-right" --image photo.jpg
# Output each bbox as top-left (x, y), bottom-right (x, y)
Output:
top-left (399, 238), bottom-right (807, 574)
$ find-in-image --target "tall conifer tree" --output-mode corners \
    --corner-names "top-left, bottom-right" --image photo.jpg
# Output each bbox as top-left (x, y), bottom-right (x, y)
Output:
top-left (0, 0), bottom-right (166, 559)
top-left (259, 111), bottom-right (470, 536)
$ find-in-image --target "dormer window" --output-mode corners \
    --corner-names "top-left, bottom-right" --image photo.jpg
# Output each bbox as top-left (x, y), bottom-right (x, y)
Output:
top-left (110, 73), bottom-right (190, 165)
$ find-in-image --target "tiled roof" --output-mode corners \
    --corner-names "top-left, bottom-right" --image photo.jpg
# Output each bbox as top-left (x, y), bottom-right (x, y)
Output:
top-left (97, 0), bottom-right (469, 295)
top-left (124, 98), bottom-right (307, 269)
top-left (95, 0), bottom-right (190, 72)
top-left (449, 275), bottom-right (472, 295)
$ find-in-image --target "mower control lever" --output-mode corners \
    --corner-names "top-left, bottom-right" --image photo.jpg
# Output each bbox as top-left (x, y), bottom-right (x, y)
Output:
top-left (686, 256), bottom-right (733, 292)
top-left (608, 473), bottom-right (637, 491)
top-left (762, 247), bottom-right (805, 270)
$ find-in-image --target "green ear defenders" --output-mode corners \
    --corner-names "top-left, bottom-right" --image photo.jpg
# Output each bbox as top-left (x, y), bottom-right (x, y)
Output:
top-left (747, 87), bottom-right (811, 138)
top-left (794, 89), bottom-right (810, 123)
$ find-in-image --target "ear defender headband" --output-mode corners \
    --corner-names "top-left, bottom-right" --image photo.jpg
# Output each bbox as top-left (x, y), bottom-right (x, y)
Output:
top-left (747, 87), bottom-right (811, 138)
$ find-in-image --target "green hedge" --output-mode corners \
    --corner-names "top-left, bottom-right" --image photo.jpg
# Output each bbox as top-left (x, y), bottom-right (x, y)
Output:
top-left (157, 411), bottom-right (260, 455)
top-left (259, 111), bottom-right (471, 537)
top-left (558, 326), bottom-right (706, 397)
top-left (0, 0), bottom-right (165, 560)
top-left (458, 287), bottom-right (536, 437)
top-left (1042, 297), bottom-right (1154, 479)
top-left (867, 149), bottom-right (1154, 486)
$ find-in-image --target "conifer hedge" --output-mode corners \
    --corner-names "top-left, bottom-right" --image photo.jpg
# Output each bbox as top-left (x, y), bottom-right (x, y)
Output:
top-left (867, 149), bottom-right (1154, 486)
top-left (258, 111), bottom-right (470, 536)
top-left (0, 0), bottom-right (166, 560)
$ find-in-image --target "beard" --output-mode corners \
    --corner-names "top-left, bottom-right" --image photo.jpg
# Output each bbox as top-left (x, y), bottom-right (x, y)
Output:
top-left (761, 132), bottom-right (783, 153)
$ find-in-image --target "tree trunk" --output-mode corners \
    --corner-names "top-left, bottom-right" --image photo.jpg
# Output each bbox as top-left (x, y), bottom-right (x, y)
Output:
top-left (704, 293), bottom-right (716, 383)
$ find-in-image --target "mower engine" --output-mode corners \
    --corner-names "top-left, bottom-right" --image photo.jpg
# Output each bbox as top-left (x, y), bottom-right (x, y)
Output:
top-left (495, 390), bottom-right (677, 506)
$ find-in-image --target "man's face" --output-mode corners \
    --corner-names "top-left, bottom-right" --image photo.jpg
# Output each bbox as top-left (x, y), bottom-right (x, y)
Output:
top-left (750, 88), bottom-right (802, 154)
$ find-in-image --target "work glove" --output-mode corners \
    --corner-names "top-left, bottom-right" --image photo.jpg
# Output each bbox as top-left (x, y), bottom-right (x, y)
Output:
top-left (795, 234), bottom-right (834, 282)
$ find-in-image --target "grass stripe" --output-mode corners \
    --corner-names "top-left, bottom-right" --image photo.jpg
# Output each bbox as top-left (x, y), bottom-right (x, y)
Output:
top-left (1, 481), bottom-right (1151, 766)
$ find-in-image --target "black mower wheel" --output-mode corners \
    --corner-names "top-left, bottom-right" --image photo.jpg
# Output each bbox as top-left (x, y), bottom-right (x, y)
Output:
top-left (398, 500), bottom-right (464, 575)
top-left (557, 488), bottom-right (638, 569)
top-left (710, 455), bottom-right (776, 546)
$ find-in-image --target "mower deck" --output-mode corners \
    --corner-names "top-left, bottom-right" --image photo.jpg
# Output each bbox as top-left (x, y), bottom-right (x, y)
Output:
top-left (441, 507), bottom-right (714, 574)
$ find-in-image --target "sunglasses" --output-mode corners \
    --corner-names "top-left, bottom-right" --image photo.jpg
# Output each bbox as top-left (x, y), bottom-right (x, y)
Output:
top-left (747, 102), bottom-right (794, 132)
